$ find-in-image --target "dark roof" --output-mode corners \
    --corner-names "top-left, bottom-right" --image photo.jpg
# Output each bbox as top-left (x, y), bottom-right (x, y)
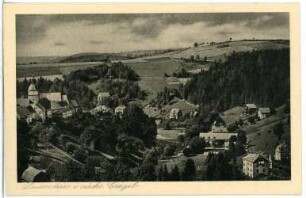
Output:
top-left (243, 154), bottom-right (268, 163)
top-left (258, 108), bottom-right (271, 114)
top-left (17, 98), bottom-right (31, 107)
top-left (17, 106), bottom-right (35, 117)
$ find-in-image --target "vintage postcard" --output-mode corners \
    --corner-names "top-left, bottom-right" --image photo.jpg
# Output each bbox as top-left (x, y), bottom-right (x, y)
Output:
top-left (3, 3), bottom-right (301, 195)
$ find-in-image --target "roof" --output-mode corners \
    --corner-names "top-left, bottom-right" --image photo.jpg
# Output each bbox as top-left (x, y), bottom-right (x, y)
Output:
top-left (28, 83), bottom-right (37, 92)
top-left (21, 166), bottom-right (47, 182)
top-left (35, 103), bottom-right (46, 110)
top-left (258, 107), bottom-right (271, 114)
top-left (220, 106), bottom-right (245, 126)
top-left (17, 106), bottom-right (35, 117)
top-left (246, 104), bottom-right (257, 109)
top-left (165, 99), bottom-right (198, 115)
top-left (98, 92), bottom-right (110, 97)
top-left (143, 106), bottom-right (162, 118)
top-left (51, 101), bottom-right (62, 110)
top-left (17, 98), bottom-right (31, 107)
top-left (40, 92), bottom-right (62, 102)
top-left (199, 132), bottom-right (237, 140)
top-left (243, 153), bottom-right (268, 163)
top-left (275, 143), bottom-right (289, 151)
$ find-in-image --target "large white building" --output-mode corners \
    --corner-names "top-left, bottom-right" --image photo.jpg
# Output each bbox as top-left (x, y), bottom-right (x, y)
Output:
top-left (242, 154), bottom-right (269, 178)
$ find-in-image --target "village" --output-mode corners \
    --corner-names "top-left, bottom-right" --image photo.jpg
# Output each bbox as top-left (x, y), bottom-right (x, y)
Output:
top-left (17, 59), bottom-right (291, 182)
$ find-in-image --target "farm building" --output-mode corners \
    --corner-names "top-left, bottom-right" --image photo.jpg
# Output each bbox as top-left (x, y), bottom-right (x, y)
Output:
top-left (219, 106), bottom-right (245, 128)
top-left (165, 99), bottom-right (198, 119)
top-left (257, 108), bottom-right (271, 119)
top-left (245, 103), bottom-right (257, 114)
top-left (242, 153), bottom-right (269, 178)
top-left (21, 166), bottom-right (50, 182)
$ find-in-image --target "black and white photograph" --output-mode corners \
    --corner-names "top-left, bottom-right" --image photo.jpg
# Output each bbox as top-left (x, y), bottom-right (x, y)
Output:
top-left (14, 12), bottom-right (293, 183)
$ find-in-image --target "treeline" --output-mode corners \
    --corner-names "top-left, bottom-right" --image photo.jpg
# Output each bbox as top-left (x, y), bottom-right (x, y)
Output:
top-left (67, 62), bottom-right (139, 82)
top-left (184, 49), bottom-right (290, 111)
top-left (16, 62), bottom-right (142, 108)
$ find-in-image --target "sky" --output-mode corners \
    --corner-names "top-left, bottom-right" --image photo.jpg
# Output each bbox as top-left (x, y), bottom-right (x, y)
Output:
top-left (16, 13), bottom-right (289, 57)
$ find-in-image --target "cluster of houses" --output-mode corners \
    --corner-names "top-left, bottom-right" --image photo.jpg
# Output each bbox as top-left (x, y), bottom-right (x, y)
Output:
top-left (17, 83), bottom-right (79, 123)
top-left (242, 141), bottom-right (290, 179)
top-left (89, 92), bottom-right (126, 117)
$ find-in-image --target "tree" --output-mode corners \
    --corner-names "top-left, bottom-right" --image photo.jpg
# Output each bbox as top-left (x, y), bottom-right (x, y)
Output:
top-left (134, 164), bottom-right (156, 181)
top-left (163, 145), bottom-right (176, 157)
top-left (162, 164), bottom-right (170, 181)
top-left (170, 165), bottom-right (180, 181)
top-left (274, 122), bottom-right (285, 140)
top-left (189, 136), bottom-right (205, 154)
top-left (38, 97), bottom-right (51, 109)
top-left (194, 42), bottom-right (199, 47)
top-left (177, 135), bottom-right (185, 143)
top-left (181, 159), bottom-right (196, 181)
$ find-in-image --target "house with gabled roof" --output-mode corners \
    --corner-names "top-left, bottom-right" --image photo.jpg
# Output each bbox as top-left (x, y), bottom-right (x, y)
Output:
top-left (21, 166), bottom-right (50, 182)
top-left (257, 107), bottom-right (271, 119)
top-left (242, 153), bottom-right (269, 178)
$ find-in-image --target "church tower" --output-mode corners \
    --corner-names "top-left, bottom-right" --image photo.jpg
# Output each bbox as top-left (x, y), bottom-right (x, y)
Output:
top-left (28, 83), bottom-right (39, 103)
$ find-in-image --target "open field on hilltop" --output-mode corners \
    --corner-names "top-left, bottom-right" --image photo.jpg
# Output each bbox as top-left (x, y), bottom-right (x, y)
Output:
top-left (125, 59), bottom-right (181, 77)
top-left (16, 62), bottom-right (104, 78)
top-left (171, 40), bottom-right (289, 60)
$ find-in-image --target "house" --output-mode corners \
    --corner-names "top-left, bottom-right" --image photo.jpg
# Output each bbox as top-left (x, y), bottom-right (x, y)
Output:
top-left (70, 99), bottom-right (80, 112)
top-left (242, 154), bottom-right (269, 178)
top-left (245, 104), bottom-right (257, 114)
top-left (97, 92), bottom-right (110, 105)
top-left (274, 143), bottom-right (290, 161)
top-left (115, 105), bottom-right (126, 116)
top-left (53, 108), bottom-right (74, 119)
top-left (21, 166), bottom-right (50, 182)
top-left (219, 106), bottom-right (245, 129)
top-left (90, 105), bottom-right (111, 115)
top-left (32, 103), bottom-right (47, 121)
top-left (211, 121), bottom-right (228, 133)
top-left (169, 108), bottom-right (182, 119)
top-left (199, 132), bottom-right (237, 148)
top-left (165, 99), bottom-right (198, 118)
top-left (40, 92), bottom-right (62, 102)
top-left (17, 106), bottom-right (37, 124)
top-left (17, 98), bottom-right (31, 107)
top-left (257, 108), bottom-right (271, 119)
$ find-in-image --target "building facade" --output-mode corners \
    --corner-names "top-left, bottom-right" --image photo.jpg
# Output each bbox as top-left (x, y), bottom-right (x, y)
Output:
top-left (243, 154), bottom-right (269, 178)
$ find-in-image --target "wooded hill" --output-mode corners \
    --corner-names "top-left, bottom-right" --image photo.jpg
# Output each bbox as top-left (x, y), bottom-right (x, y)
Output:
top-left (184, 48), bottom-right (290, 111)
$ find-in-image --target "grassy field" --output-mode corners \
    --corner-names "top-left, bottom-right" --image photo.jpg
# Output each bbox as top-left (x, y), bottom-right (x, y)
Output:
top-left (171, 40), bottom-right (289, 60)
top-left (16, 62), bottom-right (104, 78)
top-left (244, 107), bottom-right (290, 155)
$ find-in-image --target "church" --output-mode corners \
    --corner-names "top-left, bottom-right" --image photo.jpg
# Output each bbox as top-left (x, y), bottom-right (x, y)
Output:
top-left (17, 83), bottom-right (78, 121)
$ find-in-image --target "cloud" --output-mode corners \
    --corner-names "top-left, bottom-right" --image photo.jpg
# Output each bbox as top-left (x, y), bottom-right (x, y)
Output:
top-left (16, 13), bottom-right (289, 57)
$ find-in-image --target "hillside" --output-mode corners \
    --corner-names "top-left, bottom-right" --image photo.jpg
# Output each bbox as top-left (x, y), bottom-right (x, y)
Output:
top-left (184, 48), bottom-right (290, 111)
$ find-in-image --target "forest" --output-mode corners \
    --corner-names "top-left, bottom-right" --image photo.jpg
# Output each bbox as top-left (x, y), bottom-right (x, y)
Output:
top-left (184, 49), bottom-right (290, 111)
